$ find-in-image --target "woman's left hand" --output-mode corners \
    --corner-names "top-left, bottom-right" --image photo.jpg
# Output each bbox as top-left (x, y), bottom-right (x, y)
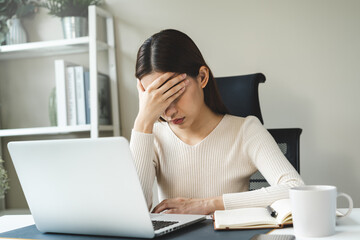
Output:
top-left (151, 196), bottom-right (224, 215)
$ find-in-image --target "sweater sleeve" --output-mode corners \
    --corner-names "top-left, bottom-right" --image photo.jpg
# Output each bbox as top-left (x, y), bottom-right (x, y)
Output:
top-left (129, 129), bottom-right (158, 210)
top-left (223, 116), bottom-right (305, 209)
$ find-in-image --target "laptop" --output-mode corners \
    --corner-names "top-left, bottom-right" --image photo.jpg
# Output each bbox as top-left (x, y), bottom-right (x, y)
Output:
top-left (7, 137), bottom-right (206, 238)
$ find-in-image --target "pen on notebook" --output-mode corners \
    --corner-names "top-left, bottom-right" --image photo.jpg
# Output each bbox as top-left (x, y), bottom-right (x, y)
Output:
top-left (266, 206), bottom-right (278, 218)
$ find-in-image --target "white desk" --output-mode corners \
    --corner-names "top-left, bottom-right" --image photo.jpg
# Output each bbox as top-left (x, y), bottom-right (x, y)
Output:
top-left (270, 208), bottom-right (360, 240)
top-left (0, 209), bottom-right (32, 234)
top-left (0, 209), bottom-right (359, 239)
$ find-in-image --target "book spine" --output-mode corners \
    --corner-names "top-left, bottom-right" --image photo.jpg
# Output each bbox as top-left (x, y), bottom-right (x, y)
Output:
top-left (74, 66), bottom-right (86, 125)
top-left (54, 60), bottom-right (67, 126)
top-left (84, 71), bottom-right (90, 124)
top-left (97, 73), bottom-right (112, 125)
top-left (66, 66), bottom-right (77, 126)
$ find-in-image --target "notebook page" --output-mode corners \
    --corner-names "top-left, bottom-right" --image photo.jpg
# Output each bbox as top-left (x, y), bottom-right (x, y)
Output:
top-left (214, 207), bottom-right (278, 228)
top-left (270, 199), bottom-right (292, 224)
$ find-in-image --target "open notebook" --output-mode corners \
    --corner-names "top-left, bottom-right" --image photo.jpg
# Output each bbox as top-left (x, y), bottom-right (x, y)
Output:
top-left (214, 198), bottom-right (345, 230)
top-left (214, 199), bottom-right (292, 230)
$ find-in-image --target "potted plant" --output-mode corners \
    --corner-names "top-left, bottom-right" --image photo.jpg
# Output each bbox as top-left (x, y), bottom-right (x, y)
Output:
top-left (0, 156), bottom-right (10, 211)
top-left (0, 0), bottom-right (38, 45)
top-left (41, 0), bottom-right (102, 39)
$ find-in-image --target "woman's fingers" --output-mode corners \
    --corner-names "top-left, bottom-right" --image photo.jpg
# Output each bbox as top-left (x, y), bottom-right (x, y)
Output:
top-left (151, 197), bottom-right (216, 215)
top-left (136, 78), bottom-right (145, 92)
top-left (163, 209), bottom-right (179, 214)
top-left (135, 72), bottom-right (188, 128)
top-left (147, 73), bottom-right (187, 93)
top-left (163, 79), bottom-right (188, 101)
top-left (147, 72), bottom-right (175, 91)
top-left (139, 72), bottom-right (188, 111)
top-left (152, 200), bottom-right (173, 213)
top-left (163, 79), bottom-right (189, 99)
top-left (160, 74), bottom-right (187, 94)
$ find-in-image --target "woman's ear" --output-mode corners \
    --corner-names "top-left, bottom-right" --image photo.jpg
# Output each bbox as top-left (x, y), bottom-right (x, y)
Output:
top-left (197, 66), bottom-right (209, 89)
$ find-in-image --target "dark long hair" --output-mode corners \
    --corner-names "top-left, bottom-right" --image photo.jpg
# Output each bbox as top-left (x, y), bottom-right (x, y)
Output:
top-left (135, 29), bottom-right (228, 116)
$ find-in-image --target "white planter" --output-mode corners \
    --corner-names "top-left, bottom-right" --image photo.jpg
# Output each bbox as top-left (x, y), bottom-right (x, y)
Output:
top-left (6, 18), bottom-right (27, 45)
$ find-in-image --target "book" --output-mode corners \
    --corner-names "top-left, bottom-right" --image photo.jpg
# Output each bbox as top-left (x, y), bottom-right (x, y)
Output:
top-left (83, 71), bottom-right (112, 125)
top-left (97, 73), bottom-right (112, 125)
top-left (83, 71), bottom-right (91, 124)
top-left (214, 199), bottom-right (292, 230)
top-left (74, 66), bottom-right (88, 125)
top-left (65, 66), bottom-right (77, 126)
top-left (54, 60), bottom-right (76, 126)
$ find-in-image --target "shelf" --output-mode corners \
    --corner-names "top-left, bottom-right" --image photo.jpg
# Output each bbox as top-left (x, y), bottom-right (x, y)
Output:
top-left (0, 6), bottom-right (120, 139)
top-left (0, 125), bottom-right (113, 137)
top-left (0, 37), bottom-right (110, 60)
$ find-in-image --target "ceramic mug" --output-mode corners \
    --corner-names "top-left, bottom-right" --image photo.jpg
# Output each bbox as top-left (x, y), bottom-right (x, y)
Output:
top-left (289, 185), bottom-right (353, 238)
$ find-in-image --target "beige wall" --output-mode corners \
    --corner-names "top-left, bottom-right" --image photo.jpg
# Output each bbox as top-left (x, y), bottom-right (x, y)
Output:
top-left (1, 0), bottom-right (359, 208)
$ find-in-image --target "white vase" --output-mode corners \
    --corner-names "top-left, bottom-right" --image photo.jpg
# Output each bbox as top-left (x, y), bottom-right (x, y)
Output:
top-left (6, 18), bottom-right (27, 45)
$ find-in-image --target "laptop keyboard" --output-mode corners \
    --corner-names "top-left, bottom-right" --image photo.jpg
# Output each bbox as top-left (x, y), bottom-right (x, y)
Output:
top-left (152, 220), bottom-right (179, 230)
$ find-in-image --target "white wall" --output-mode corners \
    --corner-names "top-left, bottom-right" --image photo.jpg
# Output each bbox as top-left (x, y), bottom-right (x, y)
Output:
top-left (1, 0), bottom-right (359, 208)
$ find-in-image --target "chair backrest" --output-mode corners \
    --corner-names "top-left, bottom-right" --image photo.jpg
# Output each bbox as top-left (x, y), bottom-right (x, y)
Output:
top-left (215, 73), bottom-right (266, 124)
top-left (248, 128), bottom-right (302, 190)
top-left (215, 73), bottom-right (301, 191)
top-left (268, 128), bottom-right (302, 173)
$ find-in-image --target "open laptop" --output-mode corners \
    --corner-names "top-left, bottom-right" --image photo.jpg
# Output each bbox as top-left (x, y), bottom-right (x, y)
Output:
top-left (7, 137), bottom-right (206, 238)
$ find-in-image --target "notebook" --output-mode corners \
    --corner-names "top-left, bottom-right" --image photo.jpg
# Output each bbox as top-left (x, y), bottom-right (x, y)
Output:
top-left (214, 199), bottom-right (292, 230)
top-left (7, 137), bottom-right (205, 238)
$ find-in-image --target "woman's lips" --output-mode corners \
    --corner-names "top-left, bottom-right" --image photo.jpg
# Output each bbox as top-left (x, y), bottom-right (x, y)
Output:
top-left (172, 117), bottom-right (185, 125)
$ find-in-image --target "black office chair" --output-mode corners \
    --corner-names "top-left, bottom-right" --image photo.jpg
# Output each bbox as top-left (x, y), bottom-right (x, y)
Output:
top-left (215, 73), bottom-right (301, 190)
top-left (216, 74), bottom-right (265, 124)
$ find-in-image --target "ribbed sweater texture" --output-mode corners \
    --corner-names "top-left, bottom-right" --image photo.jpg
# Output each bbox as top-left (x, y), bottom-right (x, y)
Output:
top-left (130, 115), bottom-right (304, 210)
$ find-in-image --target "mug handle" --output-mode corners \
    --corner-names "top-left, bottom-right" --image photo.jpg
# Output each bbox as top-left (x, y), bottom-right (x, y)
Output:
top-left (337, 192), bottom-right (353, 218)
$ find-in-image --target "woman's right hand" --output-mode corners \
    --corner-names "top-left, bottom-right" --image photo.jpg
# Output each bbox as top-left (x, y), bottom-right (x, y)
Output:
top-left (134, 72), bottom-right (189, 133)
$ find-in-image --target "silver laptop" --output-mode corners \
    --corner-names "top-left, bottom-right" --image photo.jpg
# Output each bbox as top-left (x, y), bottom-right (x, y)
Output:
top-left (8, 137), bottom-right (205, 238)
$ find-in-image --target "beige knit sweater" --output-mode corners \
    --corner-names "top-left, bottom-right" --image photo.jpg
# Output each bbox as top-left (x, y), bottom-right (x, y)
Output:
top-left (130, 115), bottom-right (304, 210)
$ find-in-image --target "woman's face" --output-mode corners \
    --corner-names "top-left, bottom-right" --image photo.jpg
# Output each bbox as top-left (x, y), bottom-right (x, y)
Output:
top-left (140, 71), bottom-right (206, 129)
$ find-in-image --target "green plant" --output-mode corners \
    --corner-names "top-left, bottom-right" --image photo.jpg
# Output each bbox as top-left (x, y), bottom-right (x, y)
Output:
top-left (0, 0), bottom-right (17, 19)
top-left (0, 157), bottom-right (10, 199)
top-left (42, 0), bottom-right (102, 18)
top-left (0, 0), bottom-right (37, 19)
top-left (0, 0), bottom-right (38, 44)
top-left (0, 17), bottom-right (8, 44)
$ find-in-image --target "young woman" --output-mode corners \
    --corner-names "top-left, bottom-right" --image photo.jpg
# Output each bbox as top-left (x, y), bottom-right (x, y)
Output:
top-left (130, 29), bottom-right (304, 215)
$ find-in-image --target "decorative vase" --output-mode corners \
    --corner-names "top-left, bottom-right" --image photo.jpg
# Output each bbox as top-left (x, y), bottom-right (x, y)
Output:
top-left (5, 18), bottom-right (27, 45)
top-left (49, 87), bottom-right (57, 126)
top-left (61, 17), bottom-right (88, 39)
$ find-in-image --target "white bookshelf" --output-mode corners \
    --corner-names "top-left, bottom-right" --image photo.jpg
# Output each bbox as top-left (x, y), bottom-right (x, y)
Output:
top-left (0, 125), bottom-right (114, 137)
top-left (0, 37), bottom-right (109, 60)
top-left (0, 6), bottom-right (120, 138)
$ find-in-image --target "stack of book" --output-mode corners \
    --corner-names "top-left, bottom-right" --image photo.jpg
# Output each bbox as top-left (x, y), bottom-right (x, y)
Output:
top-left (54, 60), bottom-right (112, 127)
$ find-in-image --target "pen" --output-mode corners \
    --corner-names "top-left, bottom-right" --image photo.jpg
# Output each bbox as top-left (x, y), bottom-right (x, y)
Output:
top-left (266, 206), bottom-right (278, 218)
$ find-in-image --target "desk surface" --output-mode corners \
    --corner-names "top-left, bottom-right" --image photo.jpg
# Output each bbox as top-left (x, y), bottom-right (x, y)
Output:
top-left (1, 209), bottom-right (359, 240)
top-left (271, 208), bottom-right (360, 240)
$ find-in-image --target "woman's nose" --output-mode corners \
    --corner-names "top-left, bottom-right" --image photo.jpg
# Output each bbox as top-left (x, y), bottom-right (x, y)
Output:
top-left (165, 102), bottom-right (177, 118)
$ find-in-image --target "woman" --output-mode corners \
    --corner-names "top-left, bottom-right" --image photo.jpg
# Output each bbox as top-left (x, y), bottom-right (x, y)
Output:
top-left (130, 29), bottom-right (304, 215)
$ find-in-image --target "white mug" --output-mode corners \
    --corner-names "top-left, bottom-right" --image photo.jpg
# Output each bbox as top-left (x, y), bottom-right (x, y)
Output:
top-left (289, 185), bottom-right (353, 238)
